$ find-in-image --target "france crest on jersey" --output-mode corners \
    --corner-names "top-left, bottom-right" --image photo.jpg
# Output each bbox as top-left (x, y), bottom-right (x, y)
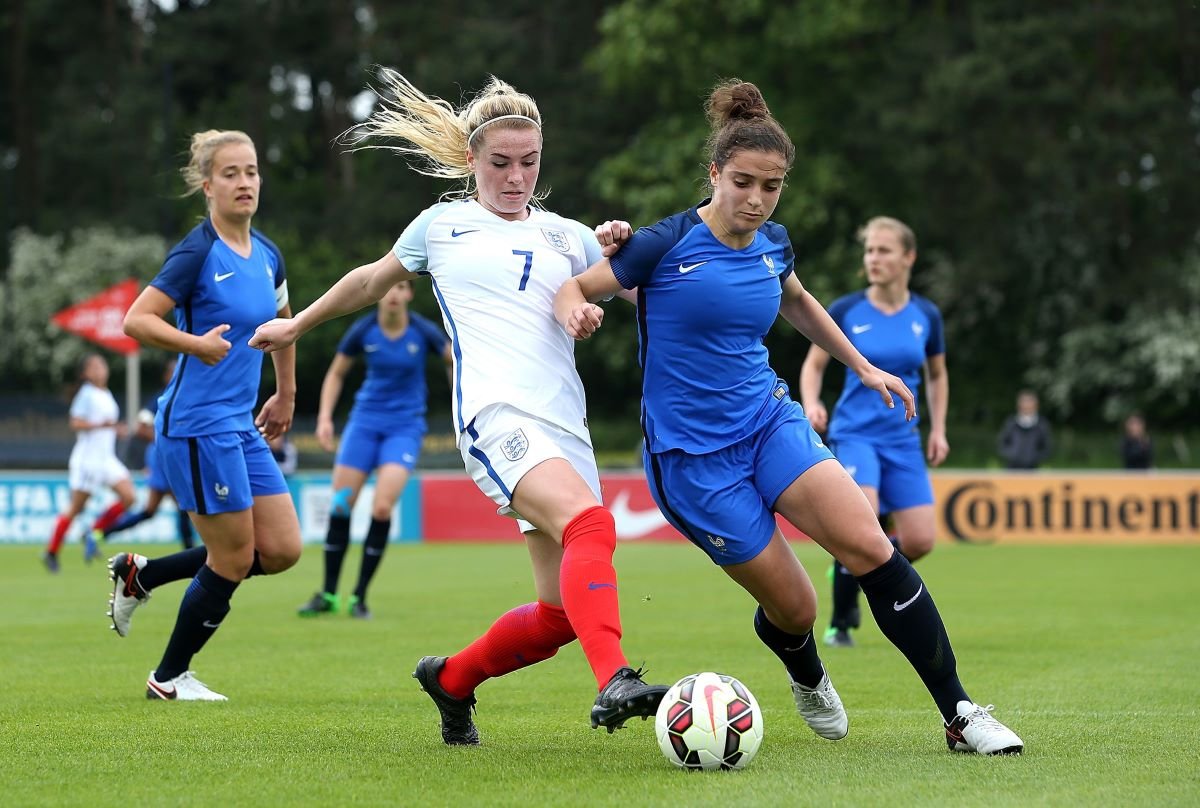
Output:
top-left (826, 290), bottom-right (945, 444)
top-left (609, 202), bottom-right (795, 454)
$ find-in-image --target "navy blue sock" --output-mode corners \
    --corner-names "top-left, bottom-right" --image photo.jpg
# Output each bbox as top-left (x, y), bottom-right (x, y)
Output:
top-left (353, 518), bottom-right (390, 603)
top-left (857, 550), bottom-right (968, 721)
top-left (753, 606), bottom-right (825, 688)
top-left (104, 510), bottom-right (152, 538)
top-left (322, 515), bottom-right (351, 595)
top-left (155, 565), bottom-right (239, 681)
top-left (245, 550), bottom-right (267, 579)
top-left (139, 545), bottom-right (208, 591)
top-left (830, 561), bottom-right (860, 630)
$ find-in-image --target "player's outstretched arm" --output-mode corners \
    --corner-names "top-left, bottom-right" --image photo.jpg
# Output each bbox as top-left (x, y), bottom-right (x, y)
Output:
top-left (250, 251), bottom-right (416, 353)
top-left (779, 274), bottom-right (915, 420)
top-left (554, 258), bottom-right (624, 340)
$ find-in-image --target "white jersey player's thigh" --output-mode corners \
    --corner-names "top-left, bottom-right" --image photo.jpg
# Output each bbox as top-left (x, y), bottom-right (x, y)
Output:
top-left (459, 403), bottom-right (601, 532)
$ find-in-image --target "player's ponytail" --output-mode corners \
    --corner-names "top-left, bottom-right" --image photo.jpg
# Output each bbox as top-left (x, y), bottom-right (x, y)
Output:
top-left (341, 69), bottom-right (544, 202)
top-left (704, 79), bottom-right (794, 171)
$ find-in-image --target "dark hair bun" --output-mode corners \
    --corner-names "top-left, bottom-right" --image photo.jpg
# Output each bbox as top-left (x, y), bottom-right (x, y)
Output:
top-left (706, 80), bottom-right (770, 128)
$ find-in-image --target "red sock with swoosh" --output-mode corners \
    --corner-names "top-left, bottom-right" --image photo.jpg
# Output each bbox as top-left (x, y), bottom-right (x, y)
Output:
top-left (47, 515), bottom-right (72, 554)
top-left (438, 601), bottom-right (576, 699)
top-left (559, 506), bottom-right (627, 689)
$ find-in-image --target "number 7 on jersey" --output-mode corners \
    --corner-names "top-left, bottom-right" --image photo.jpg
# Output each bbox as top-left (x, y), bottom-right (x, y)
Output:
top-left (512, 250), bottom-right (534, 291)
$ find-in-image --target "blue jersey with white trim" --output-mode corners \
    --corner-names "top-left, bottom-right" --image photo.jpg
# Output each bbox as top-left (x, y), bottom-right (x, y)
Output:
top-left (336, 311), bottom-right (447, 431)
top-left (151, 219), bottom-right (288, 437)
top-left (825, 290), bottom-right (944, 444)
top-left (609, 202), bottom-right (795, 454)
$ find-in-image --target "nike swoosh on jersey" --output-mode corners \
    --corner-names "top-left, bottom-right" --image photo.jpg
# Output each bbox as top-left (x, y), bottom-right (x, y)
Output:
top-left (893, 584), bottom-right (923, 611)
top-left (451, 228), bottom-right (479, 238)
top-left (214, 271), bottom-right (235, 282)
top-left (851, 324), bottom-right (871, 334)
top-left (609, 489), bottom-right (669, 538)
top-left (678, 261), bottom-right (708, 273)
top-left (363, 344), bottom-right (381, 352)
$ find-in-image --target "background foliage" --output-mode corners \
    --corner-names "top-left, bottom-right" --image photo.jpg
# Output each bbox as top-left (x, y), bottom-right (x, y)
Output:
top-left (2, 0), bottom-right (1198, 451)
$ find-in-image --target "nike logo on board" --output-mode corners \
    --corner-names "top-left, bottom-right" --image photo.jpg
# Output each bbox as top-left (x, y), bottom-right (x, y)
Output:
top-left (678, 261), bottom-right (708, 273)
top-left (609, 490), bottom-right (669, 538)
top-left (893, 584), bottom-right (924, 611)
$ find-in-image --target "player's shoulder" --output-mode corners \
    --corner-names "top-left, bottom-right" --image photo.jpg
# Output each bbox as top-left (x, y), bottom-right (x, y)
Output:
top-left (165, 219), bottom-right (219, 262)
top-left (757, 219), bottom-right (791, 248)
top-left (250, 227), bottom-right (285, 265)
top-left (828, 289), bottom-right (868, 319)
top-left (909, 291), bottom-right (943, 319)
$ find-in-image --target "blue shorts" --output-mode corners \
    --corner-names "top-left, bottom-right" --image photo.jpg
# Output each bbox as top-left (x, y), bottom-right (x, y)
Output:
top-left (644, 401), bottom-right (834, 565)
top-left (336, 419), bottom-right (424, 473)
top-left (157, 429), bottom-right (288, 515)
top-left (144, 443), bottom-right (172, 493)
top-left (829, 436), bottom-right (934, 515)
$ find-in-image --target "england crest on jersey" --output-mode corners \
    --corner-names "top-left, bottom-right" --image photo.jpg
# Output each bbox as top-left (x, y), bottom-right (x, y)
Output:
top-left (502, 428), bottom-right (529, 461)
top-left (541, 228), bottom-right (571, 253)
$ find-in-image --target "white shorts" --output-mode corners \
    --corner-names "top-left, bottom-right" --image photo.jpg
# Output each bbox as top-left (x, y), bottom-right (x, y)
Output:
top-left (68, 453), bottom-right (130, 494)
top-left (459, 404), bottom-right (602, 533)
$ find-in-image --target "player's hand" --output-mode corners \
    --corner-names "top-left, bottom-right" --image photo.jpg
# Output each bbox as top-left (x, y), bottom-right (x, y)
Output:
top-left (595, 220), bottom-right (633, 258)
top-left (249, 318), bottom-right (299, 353)
top-left (255, 392), bottom-right (294, 441)
top-left (195, 324), bottom-right (232, 365)
top-left (858, 365), bottom-right (916, 421)
top-left (114, 421), bottom-right (128, 439)
top-left (564, 302), bottom-right (604, 340)
top-left (927, 430), bottom-right (950, 467)
top-left (805, 401), bottom-right (829, 434)
top-left (315, 419), bottom-right (336, 453)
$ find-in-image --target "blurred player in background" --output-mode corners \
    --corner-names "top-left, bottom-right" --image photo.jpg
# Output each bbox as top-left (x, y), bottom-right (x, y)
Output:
top-left (800, 217), bottom-right (949, 648)
top-left (250, 70), bottom-right (668, 745)
top-left (109, 129), bottom-right (301, 702)
top-left (297, 280), bottom-right (450, 620)
top-left (42, 353), bottom-right (136, 572)
top-left (556, 79), bottom-right (1022, 755)
top-left (98, 357), bottom-right (196, 549)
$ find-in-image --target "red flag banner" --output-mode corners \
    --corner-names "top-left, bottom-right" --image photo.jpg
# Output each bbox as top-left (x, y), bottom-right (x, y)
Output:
top-left (51, 278), bottom-right (141, 356)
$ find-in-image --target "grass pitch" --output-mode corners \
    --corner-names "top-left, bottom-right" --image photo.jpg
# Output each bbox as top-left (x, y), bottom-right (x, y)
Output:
top-left (2, 540), bottom-right (1198, 807)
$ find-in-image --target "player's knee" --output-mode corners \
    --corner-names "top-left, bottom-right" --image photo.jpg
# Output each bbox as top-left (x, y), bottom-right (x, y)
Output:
top-left (370, 502), bottom-right (394, 522)
top-left (898, 532), bottom-right (936, 561)
top-left (561, 505), bottom-right (615, 553)
top-left (330, 486), bottom-right (355, 518)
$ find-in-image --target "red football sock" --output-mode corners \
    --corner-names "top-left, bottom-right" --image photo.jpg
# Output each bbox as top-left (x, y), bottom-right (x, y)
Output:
top-left (439, 601), bottom-right (576, 699)
top-left (91, 502), bottom-right (127, 533)
top-left (559, 505), bottom-right (627, 689)
top-left (47, 515), bottom-right (72, 555)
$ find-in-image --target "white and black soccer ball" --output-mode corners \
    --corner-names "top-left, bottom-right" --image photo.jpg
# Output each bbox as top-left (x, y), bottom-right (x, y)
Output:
top-left (654, 672), bottom-right (764, 771)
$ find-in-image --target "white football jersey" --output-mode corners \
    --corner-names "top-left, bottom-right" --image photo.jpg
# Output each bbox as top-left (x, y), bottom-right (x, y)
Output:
top-left (69, 382), bottom-right (120, 461)
top-left (394, 199), bottom-right (602, 443)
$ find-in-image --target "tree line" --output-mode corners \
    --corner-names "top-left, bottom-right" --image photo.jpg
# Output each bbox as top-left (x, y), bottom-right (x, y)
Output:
top-left (3, 0), bottom-right (1198, 433)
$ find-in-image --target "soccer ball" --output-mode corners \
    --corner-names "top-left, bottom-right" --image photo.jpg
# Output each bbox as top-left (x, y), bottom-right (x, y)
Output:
top-left (654, 672), bottom-right (764, 771)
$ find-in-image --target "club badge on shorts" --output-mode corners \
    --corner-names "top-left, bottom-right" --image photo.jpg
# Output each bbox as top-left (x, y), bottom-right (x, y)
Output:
top-left (502, 428), bottom-right (529, 461)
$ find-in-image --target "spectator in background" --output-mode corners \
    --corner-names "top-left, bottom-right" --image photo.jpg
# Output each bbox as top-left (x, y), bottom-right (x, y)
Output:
top-left (1120, 412), bottom-right (1154, 470)
top-left (997, 389), bottom-right (1052, 469)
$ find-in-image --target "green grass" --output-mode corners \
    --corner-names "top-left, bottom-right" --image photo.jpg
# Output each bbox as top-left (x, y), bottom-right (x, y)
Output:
top-left (2, 541), bottom-right (1198, 807)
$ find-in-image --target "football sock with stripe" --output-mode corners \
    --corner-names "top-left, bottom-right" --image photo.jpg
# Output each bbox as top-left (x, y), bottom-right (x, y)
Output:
top-left (559, 506), bottom-right (628, 689)
top-left (857, 549), bottom-right (968, 721)
top-left (753, 606), bottom-right (825, 688)
top-left (439, 600), bottom-right (576, 699)
top-left (322, 514), bottom-right (351, 595)
top-left (155, 565), bottom-right (239, 682)
top-left (353, 517), bottom-right (390, 604)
